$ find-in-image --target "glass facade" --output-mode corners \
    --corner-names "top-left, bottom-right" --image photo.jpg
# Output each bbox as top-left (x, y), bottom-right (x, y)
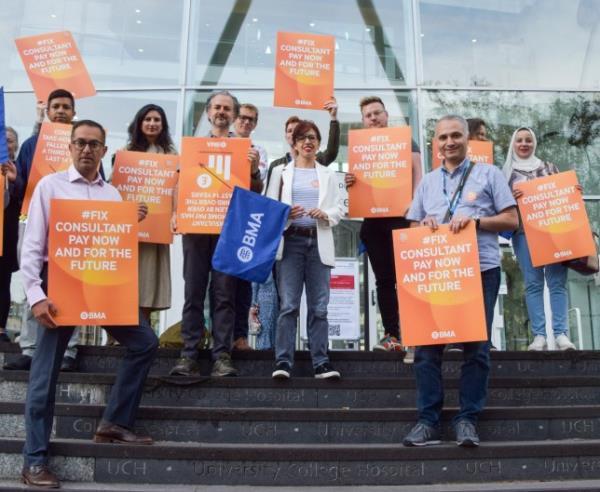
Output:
top-left (2, 0), bottom-right (600, 348)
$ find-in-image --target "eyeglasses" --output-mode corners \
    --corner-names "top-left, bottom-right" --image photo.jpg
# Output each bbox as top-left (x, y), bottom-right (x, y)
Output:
top-left (296, 134), bottom-right (318, 142)
top-left (71, 139), bottom-right (104, 151)
top-left (237, 115), bottom-right (256, 123)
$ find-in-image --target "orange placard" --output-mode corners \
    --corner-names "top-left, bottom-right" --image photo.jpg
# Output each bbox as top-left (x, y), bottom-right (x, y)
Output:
top-left (393, 223), bottom-right (487, 346)
top-left (111, 151), bottom-right (178, 244)
top-left (348, 126), bottom-right (412, 218)
top-left (431, 140), bottom-right (494, 169)
top-left (21, 122), bottom-right (72, 215)
top-left (177, 137), bottom-right (251, 234)
top-left (515, 170), bottom-right (595, 267)
top-left (274, 31), bottom-right (334, 110)
top-left (15, 31), bottom-right (96, 101)
top-left (48, 199), bottom-right (138, 326)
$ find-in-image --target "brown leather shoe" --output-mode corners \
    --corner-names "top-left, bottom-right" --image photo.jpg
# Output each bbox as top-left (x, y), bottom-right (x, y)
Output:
top-left (233, 336), bottom-right (253, 351)
top-left (21, 464), bottom-right (60, 488)
top-left (94, 421), bottom-right (153, 445)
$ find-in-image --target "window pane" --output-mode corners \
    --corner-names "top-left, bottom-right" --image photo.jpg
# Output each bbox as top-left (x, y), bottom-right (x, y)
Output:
top-left (419, 0), bottom-right (600, 89)
top-left (0, 0), bottom-right (184, 91)
top-left (420, 90), bottom-right (600, 194)
top-left (188, 0), bottom-right (415, 88)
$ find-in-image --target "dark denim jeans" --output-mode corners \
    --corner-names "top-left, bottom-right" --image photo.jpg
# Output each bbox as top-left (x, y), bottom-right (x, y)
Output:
top-left (414, 267), bottom-right (500, 427)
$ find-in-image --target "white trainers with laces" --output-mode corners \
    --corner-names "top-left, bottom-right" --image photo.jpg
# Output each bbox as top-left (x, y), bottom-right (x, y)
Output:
top-left (555, 334), bottom-right (576, 351)
top-left (528, 335), bottom-right (547, 351)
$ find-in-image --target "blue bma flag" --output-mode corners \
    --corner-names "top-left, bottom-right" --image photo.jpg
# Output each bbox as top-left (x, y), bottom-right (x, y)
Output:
top-left (0, 87), bottom-right (8, 163)
top-left (212, 186), bottom-right (291, 283)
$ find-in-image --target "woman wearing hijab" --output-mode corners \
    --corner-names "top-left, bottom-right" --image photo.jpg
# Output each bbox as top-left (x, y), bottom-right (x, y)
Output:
top-left (504, 127), bottom-right (576, 351)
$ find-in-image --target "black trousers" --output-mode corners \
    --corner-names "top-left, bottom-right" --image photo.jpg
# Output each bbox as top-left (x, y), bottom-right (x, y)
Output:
top-left (360, 217), bottom-right (411, 340)
top-left (181, 233), bottom-right (238, 360)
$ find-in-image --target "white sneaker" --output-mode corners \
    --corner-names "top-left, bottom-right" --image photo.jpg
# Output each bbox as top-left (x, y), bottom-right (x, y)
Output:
top-left (403, 347), bottom-right (415, 364)
top-left (555, 334), bottom-right (576, 351)
top-left (528, 335), bottom-right (547, 351)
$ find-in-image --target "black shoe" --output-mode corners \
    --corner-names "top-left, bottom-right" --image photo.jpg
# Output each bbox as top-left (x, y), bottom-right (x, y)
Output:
top-left (211, 352), bottom-right (238, 377)
top-left (0, 332), bottom-right (10, 343)
top-left (169, 357), bottom-right (201, 376)
top-left (3, 354), bottom-right (32, 371)
top-left (272, 361), bottom-right (291, 379)
top-left (314, 362), bottom-right (340, 379)
top-left (60, 356), bottom-right (78, 372)
top-left (403, 422), bottom-right (441, 447)
top-left (455, 419), bottom-right (480, 447)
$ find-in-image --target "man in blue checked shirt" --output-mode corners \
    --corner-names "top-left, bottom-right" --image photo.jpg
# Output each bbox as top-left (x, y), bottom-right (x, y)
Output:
top-left (402, 115), bottom-right (518, 448)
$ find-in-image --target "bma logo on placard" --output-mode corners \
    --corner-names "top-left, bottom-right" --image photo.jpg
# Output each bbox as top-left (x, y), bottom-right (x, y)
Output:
top-left (236, 212), bottom-right (264, 263)
top-left (431, 330), bottom-right (456, 340)
top-left (80, 311), bottom-right (107, 320)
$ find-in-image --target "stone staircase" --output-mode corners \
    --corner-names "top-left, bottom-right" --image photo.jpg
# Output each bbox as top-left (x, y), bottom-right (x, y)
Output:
top-left (2, 343), bottom-right (600, 489)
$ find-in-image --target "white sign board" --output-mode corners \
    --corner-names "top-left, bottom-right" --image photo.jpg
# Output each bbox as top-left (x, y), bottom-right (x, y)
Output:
top-left (300, 258), bottom-right (360, 341)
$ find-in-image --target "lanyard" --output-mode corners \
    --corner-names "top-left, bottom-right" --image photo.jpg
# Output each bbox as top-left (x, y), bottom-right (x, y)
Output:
top-left (442, 165), bottom-right (467, 220)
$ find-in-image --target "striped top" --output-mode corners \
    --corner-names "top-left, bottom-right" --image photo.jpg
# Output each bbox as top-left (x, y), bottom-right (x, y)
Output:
top-left (291, 167), bottom-right (319, 228)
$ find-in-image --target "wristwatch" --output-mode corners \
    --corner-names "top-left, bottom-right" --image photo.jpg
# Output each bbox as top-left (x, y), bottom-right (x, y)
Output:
top-left (474, 215), bottom-right (481, 230)
top-left (251, 169), bottom-right (261, 180)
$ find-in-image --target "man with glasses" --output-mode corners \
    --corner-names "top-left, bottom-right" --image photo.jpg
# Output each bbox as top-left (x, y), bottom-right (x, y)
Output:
top-left (227, 103), bottom-right (268, 351)
top-left (4, 89), bottom-right (103, 372)
top-left (171, 90), bottom-right (263, 377)
top-left (345, 96), bottom-right (423, 358)
top-left (20, 120), bottom-right (158, 488)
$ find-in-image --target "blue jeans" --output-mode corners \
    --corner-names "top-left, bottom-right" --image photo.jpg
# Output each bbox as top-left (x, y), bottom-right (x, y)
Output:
top-left (512, 232), bottom-right (568, 337)
top-left (275, 234), bottom-right (331, 369)
top-left (414, 267), bottom-right (500, 427)
top-left (253, 272), bottom-right (279, 350)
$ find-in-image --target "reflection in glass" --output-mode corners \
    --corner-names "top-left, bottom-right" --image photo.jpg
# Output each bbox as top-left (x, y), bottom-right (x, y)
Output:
top-left (420, 90), bottom-right (600, 194)
top-left (419, 0), bottom-right (600, 89)
top-left (188, 0), bottom-right (415, 87)
top-left (0, 0), bottom-right (183, 90)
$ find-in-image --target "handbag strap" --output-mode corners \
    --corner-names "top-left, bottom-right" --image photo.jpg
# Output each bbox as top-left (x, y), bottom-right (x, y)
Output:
top-left (442, 162), bottom-right (475, 223)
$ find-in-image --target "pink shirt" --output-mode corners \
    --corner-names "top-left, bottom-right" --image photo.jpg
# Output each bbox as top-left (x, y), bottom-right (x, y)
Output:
top-left (21, 165), bottom-right (122, 307)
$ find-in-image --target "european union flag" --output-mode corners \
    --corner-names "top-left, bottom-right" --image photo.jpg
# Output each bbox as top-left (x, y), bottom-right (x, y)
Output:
top-left (0, 87), bottom-right (8, 163)
top-left (212, 186), bottom-right (290, 283)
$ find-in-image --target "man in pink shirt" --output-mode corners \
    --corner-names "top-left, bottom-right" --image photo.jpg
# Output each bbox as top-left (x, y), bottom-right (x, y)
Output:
top-left (20, 120), bottom-right (159, 489)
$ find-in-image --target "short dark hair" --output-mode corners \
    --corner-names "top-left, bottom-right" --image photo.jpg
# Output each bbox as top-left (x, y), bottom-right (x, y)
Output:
top-left (359, 96), bottom-right (386, 112)
top-left (291, 120), bottom-right (321, 145)
top-left (239, 103), bottom-right (259, 121)
top-left (285, 116), bottom-right (301, 131)
top-left (71, 119), bottom-right (106, 143)
top-left (206, 90), bottom-right (240, 117)
top-left (467, 118), bottom-right (486, 138)
top-left (47, 89), bottom-right (75, 108)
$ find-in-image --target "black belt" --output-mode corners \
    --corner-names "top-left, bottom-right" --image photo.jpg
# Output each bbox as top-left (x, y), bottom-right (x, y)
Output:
top-left (285, 225), bottom-right (317, 238)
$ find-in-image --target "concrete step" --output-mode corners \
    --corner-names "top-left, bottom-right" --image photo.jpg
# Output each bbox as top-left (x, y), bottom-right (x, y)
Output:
top-left (4, 480), bottom-right (600, 491)
top-left (4, 438), bottom-right (600, 486)
top-left (2, 342), bottom-right (599, 378)
top-left (2, 371), bottom-right (600, 408)
top-left (2, 402), bottom-right (600, 443)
